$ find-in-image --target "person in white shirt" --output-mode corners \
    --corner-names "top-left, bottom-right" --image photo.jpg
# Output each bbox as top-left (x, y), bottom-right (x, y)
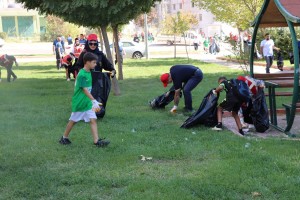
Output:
top-left (260, 33), bottom-right (280, 73)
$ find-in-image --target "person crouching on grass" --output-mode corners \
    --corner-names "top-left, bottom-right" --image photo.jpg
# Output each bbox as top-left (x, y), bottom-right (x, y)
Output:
top-left (59, 52), bottom-right (110, 147)
top-left (212, 76), bottom-right (245, 136)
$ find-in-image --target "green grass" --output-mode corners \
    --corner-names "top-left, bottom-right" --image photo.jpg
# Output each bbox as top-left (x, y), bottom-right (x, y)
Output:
top-left (1, 59), bottom-right (300, 199)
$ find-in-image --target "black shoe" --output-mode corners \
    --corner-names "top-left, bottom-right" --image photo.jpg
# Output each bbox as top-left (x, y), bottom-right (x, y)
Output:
top-left (94, 138), bottom-right (110, 147)
top-left (183, 107), bottom-right (194, 113)
top-left (212, 123), bottom-right (222, 131)
top-left (239, 129), bottom-right (245, 136)
top-left (59, 136), bottom-right (71, 145)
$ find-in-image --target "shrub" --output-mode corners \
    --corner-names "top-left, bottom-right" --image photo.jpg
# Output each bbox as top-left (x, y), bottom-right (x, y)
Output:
top-left (0, 32), bottom-right (7, 39)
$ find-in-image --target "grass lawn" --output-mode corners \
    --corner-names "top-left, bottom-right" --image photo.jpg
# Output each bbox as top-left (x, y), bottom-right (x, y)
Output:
top-left (1, 59), bottom-right (300, 200)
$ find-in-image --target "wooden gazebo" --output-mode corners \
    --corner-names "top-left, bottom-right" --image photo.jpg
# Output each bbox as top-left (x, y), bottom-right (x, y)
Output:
top-left (250, 0), bottom-right (300, 133)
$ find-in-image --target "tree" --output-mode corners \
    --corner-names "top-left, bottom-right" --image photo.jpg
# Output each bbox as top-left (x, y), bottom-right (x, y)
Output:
top-left (17, 0), bottom-right (160, 94)
top-left (193, 0), bottom-right (263, 31)
top-left (162, 12), bottom-right (198, 58)
top-left (42, 15), bottom-right (82, 42)
top-left (134, 8), bottom-right (157, 28)
top-left (109, 0), bottom-right (160, 80)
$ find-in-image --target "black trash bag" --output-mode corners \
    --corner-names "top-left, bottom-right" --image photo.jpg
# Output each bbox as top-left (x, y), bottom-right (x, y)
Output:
top-left (289, 52), bottom-right (294, 65)
top-left (277, 51), bottom-right (284, 71)
top-left (251, 89), bottom-right (269, 133)
top-left (91, 72), bottom-right (111, 118)
top-left (242, 100), bottom-right (253, 125)
top-left (149, 86), bottom-right (182, 109)
top-left (181, 89), bottom-right (219, 128)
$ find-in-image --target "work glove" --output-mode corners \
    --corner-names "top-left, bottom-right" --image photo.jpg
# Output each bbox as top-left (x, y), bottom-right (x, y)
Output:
top-left (212, 90), bottom-right (217, 96)
top-left (92, 100), bottom-right (102, 112)
top-left (110, 70), bottom-right (116, 78)
top-left (170, 105), bottom-right (178, 113)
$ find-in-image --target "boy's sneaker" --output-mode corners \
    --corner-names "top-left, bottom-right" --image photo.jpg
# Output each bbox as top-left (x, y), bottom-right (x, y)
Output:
top-left (59, 136), bottom-right (71, 145)
top-left (239, 129), bottom-right (245, 136)
top-left (94, 138), bottom-right (110, 147)
top-left (67, 78), bottom-right (70, 81)
top-left (212, 123), bottom-right (222, 131)
top-left (13, 77), bottom-right (17, 81)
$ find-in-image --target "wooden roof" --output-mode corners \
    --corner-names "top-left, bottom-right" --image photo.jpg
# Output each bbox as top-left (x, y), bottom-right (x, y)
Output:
top-left (255, 0), bottom-right (300, 27)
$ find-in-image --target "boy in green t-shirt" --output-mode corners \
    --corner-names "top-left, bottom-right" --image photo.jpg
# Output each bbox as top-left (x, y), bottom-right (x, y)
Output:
top-left (59, 52), bottom-right (110, 147)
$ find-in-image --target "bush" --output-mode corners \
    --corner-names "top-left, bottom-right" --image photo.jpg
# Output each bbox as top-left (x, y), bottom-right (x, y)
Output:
top-left (43, 15), bottom-right (83, 42)
top-left (255, 28), bottom-right (300, 60)
top-left (0, 32), bottom-right (7, 39)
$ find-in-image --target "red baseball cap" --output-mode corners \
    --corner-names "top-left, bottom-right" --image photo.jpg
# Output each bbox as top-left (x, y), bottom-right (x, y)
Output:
top-left (160, 73), bottom-right (170, 87)
top-left (87, 34), bottom-right (98, 41)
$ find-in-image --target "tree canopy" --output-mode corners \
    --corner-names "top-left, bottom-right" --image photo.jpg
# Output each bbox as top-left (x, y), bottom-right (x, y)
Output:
top-left (193, 0), bottom-right (264, 30)
top-left (162, 12), bottom-right (198, 36)
top-left (17, 0), bottom-right (159, 28)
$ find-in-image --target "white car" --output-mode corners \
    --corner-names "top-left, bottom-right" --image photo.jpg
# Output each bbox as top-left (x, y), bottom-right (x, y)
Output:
top-left (111, 41), bottom-right (145, 59)
top-left (0, 38), bottom-right (4, 47)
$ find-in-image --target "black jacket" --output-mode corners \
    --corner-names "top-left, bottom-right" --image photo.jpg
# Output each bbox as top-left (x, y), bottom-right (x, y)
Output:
top-left (75, 41), bottom-right (114, 72)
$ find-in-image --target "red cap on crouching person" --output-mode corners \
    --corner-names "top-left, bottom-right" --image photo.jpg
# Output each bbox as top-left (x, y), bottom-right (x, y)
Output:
top-left (160, 73), bottom-right (170, 87)
top-left (87, 33), bottom-right (98, 41)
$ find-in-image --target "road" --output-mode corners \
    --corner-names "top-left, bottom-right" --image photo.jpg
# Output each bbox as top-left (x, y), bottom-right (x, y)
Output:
top-left (0, 41), bottom-right (232, 59)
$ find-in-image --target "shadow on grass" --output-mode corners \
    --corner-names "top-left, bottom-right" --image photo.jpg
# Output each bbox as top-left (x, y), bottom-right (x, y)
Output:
top-left (125, 58), bottom-right (205, 68)
top-left (17, 64), bottom-right (55, 71)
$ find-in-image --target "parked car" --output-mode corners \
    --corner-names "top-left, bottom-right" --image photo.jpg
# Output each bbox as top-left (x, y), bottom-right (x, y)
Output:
top-left (111, 41), bottom-right (145, 59)
top-left (0, 38), bottom-right (4, 47)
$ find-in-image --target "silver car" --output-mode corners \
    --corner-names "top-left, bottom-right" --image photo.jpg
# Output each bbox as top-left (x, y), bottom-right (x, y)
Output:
top-left (111, 41), bottom-right (145, 59)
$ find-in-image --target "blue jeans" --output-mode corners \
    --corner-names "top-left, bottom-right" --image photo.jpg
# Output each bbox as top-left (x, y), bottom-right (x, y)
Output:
top-left (183, 69), bottom-right (203, 110)
top-left (6, 64), bottom-right (17, 82)
top-left (264, 56), bottom-right (273, 73)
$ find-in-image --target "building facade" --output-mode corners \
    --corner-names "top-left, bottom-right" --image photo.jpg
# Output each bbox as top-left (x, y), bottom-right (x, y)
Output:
top-left (155, 0), bottom-right (236, 38)
top-left (0, 0), bottom-right (42, 40)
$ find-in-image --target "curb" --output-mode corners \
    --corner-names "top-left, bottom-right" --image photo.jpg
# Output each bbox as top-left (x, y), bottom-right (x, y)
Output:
top-left (223, 108), bottom-right (300, 118)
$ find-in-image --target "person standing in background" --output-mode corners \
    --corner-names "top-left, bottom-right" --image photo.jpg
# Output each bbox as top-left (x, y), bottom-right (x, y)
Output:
top-left (260, 33), bottom-right (280, 73)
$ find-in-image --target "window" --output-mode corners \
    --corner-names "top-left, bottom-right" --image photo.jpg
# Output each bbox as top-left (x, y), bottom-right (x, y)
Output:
top-left (167, 5), bottom-right (171, 13)
top-left (173, 4), bottom-right (176, 10)
top-left (192, 2), bottom-right (195, 7)
top-left (199, 14), bottom-right (202, 21)
top-left (123, 42), bottom-right (133, 47)
top-left (179, 3), bottom-right (182, 9)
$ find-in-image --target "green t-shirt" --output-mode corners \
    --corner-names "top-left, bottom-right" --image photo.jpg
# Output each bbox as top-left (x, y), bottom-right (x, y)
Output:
top-left (72, 69), bottom-right (92, 112)
top-left (203, 39), bottom-right (209, 47)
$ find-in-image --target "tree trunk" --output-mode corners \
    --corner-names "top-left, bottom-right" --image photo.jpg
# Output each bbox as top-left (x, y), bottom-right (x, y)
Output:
top-left (112, 25), bottom-right (123, 80)
top-left (97, 27), bottom-right (104, 52)
top-left (100, 25), bottom-right (121, 96)
top-left (174, 35), bottom-right (177, 58)
top-left (183, 33), bottom-right (189, 62)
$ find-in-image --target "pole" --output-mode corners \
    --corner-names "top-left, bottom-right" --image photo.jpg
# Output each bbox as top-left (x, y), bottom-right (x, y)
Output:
top-left (144, 13), bottom-right (149, 59)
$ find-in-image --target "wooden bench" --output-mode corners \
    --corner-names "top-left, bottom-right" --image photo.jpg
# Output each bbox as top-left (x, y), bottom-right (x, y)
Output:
top-left (253, 73), bottom-right (295, 96)
top-left (253, 73), bottom-right (295, 80)
top-left (282, 103), bottom-right (300, 122)
top-left (265, 91), bottom-right (293, 96)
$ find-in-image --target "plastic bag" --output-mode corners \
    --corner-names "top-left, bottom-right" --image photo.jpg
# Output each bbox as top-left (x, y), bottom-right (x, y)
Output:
top-left (91, 72), bottom-right (111, 118)
top-left (181, 89), bottom-right (219, 128)
top-left (251, 89), bottom-right (269, 132)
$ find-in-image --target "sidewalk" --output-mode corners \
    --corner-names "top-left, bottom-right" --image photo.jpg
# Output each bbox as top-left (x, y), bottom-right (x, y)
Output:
top-left (194, 53), bottom-right (300, 138)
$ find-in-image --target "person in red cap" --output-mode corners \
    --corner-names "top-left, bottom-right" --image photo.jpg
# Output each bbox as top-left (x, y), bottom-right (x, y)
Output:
top-left (75, 33), bottom-right (115, 76)
top-left (160, 64), bottom-right (203, 113)
top-left (62, 52), bottom-right (77, 81)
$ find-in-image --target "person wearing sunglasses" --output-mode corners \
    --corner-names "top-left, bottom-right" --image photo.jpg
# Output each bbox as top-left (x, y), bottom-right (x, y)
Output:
top-left (75, 33), bottom-right (116, 76)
